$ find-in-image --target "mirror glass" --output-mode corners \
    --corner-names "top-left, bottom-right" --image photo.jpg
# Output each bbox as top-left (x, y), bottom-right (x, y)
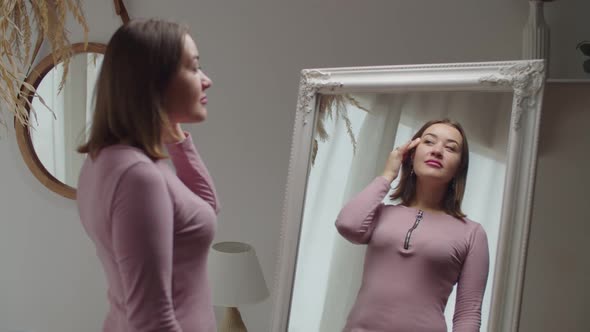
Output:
top-left (29, 52), bottom-right (103, 188)
top-left (287, 90), bottom-right (513, 332)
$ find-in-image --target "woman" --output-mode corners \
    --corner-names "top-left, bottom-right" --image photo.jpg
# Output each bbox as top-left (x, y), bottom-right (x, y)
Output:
top-left (76, 19), bottom-right (220, 332)
top-left (336, 119), bottom-right (489, 332)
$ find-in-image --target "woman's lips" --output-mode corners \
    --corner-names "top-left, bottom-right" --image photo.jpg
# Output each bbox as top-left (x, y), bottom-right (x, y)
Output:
top-left (425, 160), bottom-right (443, 168)
top-left (200, 96), bottom-right (208, 105)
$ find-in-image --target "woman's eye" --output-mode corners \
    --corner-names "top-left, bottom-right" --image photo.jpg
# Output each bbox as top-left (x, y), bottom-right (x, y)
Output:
top-left (446, 146), bottom-right (457, 152)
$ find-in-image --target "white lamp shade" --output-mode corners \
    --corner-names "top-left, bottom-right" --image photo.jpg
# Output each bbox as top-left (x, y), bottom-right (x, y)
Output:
top-left (208, 241), bottom-right (269, 307)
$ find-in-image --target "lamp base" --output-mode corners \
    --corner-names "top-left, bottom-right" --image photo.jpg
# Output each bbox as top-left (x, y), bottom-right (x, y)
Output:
top-left (219, 307), bottom-right (247, 332)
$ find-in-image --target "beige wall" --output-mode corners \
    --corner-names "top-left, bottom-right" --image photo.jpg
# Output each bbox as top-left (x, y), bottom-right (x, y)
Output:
top-left (0, 1), bottom-right (588, 331)
top-left (519, 82), bottom-right (590, 332)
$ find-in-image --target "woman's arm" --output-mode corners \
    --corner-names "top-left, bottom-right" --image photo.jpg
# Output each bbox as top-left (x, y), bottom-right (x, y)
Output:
top-left (336, 138), bottom-right (421, 244)
top-left (111, 162), bottom-right (182, 332)
top-left (165, 132), bottom-right (220, 214)
top-left (453, 223), bottom-right (490, 332)
top-left (335, 176), bottom-right (390, 244)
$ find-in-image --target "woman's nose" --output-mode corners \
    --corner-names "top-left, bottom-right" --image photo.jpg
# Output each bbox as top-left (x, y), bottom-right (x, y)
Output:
top-left (430, 144), bottom-right (443, 157)
top-left (202, 72), bottom-right (212, 89)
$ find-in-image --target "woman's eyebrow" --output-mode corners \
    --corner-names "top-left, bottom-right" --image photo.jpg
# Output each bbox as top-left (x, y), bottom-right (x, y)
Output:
top-left (423, 133), bottom-right (460, 145)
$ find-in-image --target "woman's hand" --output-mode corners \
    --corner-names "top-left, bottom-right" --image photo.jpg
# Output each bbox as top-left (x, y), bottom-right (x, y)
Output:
top-left (381, 138), bottom-right (421, 182)
top-left (162, 123), bottom-right (186, 144)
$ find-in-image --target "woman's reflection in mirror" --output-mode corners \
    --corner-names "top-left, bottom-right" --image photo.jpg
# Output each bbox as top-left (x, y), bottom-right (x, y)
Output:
top-left (336, 119), bottom-right (489, 332)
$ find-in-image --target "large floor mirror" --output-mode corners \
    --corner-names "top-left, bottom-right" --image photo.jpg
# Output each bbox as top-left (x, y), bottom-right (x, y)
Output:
top-left (271, 60), bottom-right (546, 332)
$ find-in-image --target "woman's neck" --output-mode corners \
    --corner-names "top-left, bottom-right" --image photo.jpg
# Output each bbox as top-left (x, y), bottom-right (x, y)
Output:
top-left (409, 178), bottom-right (447, 213)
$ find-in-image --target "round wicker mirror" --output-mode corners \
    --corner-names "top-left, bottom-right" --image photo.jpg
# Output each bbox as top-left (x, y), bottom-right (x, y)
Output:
top-left (15, 42), bottom-right (106, 199)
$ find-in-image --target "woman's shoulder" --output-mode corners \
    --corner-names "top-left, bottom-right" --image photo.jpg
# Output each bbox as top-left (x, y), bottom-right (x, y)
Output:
top-left (77, 145), bottom-right (165, 209)
top-left (461, 216), bottom-right (484, 229)
top-left (93, 145), bottom-right (154, 168)
top-left (81, 145), bottom-right (160, 185)
top-left (459, 217), bottom-right (488, 243)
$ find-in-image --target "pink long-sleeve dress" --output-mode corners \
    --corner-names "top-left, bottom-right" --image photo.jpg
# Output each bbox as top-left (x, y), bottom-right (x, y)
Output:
top-left (76, 133), bottom-right (220, 332)
top-left (336, 176), bottom-right (489, 332)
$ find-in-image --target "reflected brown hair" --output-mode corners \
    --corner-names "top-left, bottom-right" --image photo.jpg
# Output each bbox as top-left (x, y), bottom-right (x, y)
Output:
top-left (78, 18), bottom-right (188, 159)
top-left (390, 119), bottom-right (469, 218)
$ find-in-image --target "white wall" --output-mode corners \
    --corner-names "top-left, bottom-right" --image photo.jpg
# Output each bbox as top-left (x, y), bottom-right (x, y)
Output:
top-left (0, 5), bottom-right (120, 332)
top-left (0, 1), bottom-right (588, 331)
top-left (545, 1), bottom-right (590, 79)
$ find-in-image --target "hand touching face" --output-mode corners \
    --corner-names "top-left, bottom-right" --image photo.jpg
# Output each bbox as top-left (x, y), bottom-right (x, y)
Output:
top-left (382, 137), bottom-right (421, 182)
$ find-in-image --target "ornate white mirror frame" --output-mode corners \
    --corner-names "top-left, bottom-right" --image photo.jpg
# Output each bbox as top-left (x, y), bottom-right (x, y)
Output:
top-left (271, 60), bottom-right (546, 332)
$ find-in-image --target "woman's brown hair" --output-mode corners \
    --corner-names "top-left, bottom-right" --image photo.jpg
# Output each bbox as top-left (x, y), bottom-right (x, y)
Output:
top-left (78, 18), bottom-right (188, 159)
top-left (390, 119), bottom-right (470, 219)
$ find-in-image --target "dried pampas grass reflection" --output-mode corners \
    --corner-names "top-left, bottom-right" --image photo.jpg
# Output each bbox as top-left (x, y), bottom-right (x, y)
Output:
top-left (312, 94), bottom-right (371, 165)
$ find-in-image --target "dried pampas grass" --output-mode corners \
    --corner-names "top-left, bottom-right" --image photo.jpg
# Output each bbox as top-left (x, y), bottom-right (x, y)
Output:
top-left (0, 0), bottom-right (88, 130)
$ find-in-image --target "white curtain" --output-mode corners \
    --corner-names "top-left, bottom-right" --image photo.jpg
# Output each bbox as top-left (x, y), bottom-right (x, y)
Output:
top-left (30, 60), bottom-right (66, 182)
top-left (30, 53), bottom-right (101, 187)
top-left (288, 95), bottom-right (369, 332)
top-left (289, 91), bottom-right (513, 332)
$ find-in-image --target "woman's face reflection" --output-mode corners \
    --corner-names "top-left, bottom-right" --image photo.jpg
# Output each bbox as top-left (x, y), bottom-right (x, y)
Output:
top-left (413, 123), bottom-right (463, 184)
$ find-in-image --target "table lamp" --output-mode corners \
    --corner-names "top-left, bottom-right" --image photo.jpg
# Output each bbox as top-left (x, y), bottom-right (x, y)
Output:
top-left (208, 241), bottom-right (269, 332)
